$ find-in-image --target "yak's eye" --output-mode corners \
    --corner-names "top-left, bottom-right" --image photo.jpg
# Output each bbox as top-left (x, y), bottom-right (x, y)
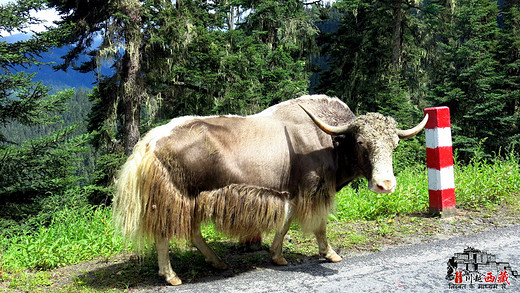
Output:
top-left (357, 139), bottom-right (366, 147)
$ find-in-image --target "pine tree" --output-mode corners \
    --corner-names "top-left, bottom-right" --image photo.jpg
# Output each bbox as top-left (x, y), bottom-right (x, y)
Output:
top-left (142, 0), bottom-right (317, 118)
top-left (47, 0), bottom-right (144, 155)
top-left (314, 0), bottom-right (423, 127)
top-left (497, 0), bottom-right (520, 154)
top-left (427, 0), bottom-right (508, 158)
top-left (0, 0), bottom-right (69, 143)
top-left (0, 0), bottom-right (89, 200)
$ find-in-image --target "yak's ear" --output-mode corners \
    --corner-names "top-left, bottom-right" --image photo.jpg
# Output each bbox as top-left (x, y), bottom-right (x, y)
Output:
top-left (299, 104), bottom-right (353, 135)
top-left (397, 114), bottom-right (429, 139)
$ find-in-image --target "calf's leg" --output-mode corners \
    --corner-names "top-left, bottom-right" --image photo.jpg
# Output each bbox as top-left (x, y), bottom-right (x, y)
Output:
top-left (155, 235), bottom-right (182, 286)
top-left (315, 220), bottom-right (342, 262)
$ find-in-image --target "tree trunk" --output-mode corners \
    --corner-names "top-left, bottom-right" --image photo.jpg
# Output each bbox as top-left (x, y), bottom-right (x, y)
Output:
top-left (122, 35), bottom-right (142, 155)
top-left (392, 0), bottom-right (403, 75)
top-left (119, 0), bottom-right (143, 155)
top-left (228, 5), bottom-right (235, 30)
top-left (124, 98), bottom-right (141, 155)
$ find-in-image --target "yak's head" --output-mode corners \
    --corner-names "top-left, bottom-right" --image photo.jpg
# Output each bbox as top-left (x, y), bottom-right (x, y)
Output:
top-left (300, 105), bottom-right (428, 194)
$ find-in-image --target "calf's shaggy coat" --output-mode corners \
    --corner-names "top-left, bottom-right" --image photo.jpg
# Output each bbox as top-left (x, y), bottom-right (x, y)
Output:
top-left (113, 95), bottom-right (428, 285)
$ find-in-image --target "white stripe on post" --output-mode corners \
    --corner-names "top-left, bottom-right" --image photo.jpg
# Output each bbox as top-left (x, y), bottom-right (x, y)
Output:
top-left (425, 127), bottom-right (453, 148)
top-left (427, 166), bottom-right (455, 191)
top-left (424, 106), bottom-right (456, 215)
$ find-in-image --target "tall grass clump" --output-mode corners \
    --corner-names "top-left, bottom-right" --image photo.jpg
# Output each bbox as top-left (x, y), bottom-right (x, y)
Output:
top-left (455, 150), bottom-right (520, 209)
top-left (334, 165), bottom-right (429, 221)
top-left (0, 187), bottom-right (125, 272)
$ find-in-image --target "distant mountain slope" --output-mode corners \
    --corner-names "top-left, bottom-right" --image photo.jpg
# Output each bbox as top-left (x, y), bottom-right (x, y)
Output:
top-left (24, 46), bottom-right (98, 90)
top-left (1, 33), bottom-right (97, 143)
top-left (2, 33), bottom-right (107, 90)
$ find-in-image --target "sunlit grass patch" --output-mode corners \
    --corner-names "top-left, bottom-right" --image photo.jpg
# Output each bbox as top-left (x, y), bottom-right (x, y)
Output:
top-left (1, 188), bottom-right (125, 273)
top-left (455, 152), bottom-right (520, 210)
top-left (334, 166), bottom-right (429, 221)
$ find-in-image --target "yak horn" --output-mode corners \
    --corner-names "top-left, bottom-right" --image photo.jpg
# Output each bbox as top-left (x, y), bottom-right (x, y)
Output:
top-left (397, 114), bottom-right (429, 139)
top-left (299, 104), bottom-right (352, 135)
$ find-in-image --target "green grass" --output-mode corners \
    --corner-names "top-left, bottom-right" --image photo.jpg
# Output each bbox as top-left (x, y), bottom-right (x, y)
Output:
top-left (1, 188), bottom-right (125, 273)
top-left (334, 153), bottom-right (520, 221)
top-left (334, 165), bottom-right (430, 221)
top-left (455, 152), bottom-right (520, 210)
top-left (1, 153), bottom-right (519, 292)
top-left (4, 207), bottom-right (121, 271)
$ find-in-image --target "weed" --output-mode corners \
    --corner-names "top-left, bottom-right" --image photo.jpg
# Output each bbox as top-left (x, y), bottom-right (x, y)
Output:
top-left (455, 151), bottom-right (520, 209)
top-left (334, 165), bottom-right (429, 221)
top-left (347, 231), bottom-right (368, 245)
top-left (1, 188), bottom-right (125, 272)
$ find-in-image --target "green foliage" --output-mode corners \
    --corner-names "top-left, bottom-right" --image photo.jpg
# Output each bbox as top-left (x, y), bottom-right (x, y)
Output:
top-left (0, 188), bottom-right (124, 272)
top-left (427, 0), bottom-right (509, 159)
top-left (314, 0), bottom-right (425, 136)
top-left (0, 0), bottom-right (71, 142)
top-left (143, 0), bottom-right (317, 118)
top-left (1, 89), bottom-right (92, 142)
top-left (419, 0), bottom-right (519, 160)
top-left (498, 0), bottom-right (520, 155)
top-left (455, 150), bottom-right (520, 210)
top-left (0, 125), bottom-right (89, 201)
top-left (87, 152), bottom-right (125, 205)
top-left (392, 136), bottom-right (427, 174)
top-left (0, 74), bottom-right (69, 137)
top-left (54, 0), bottom-right (320, 187)
top-left (334, 166), bottom-right (430, 221)
top-left (0, 52), bottom-right (71, 143)
top-left (316, 0), bottom-right (519, 160)
top-left (0, 1), bottom-right (93, 203)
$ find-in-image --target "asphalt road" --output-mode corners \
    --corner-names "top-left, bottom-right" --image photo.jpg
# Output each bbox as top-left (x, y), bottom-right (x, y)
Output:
top-left (139, 225), bottom-right (520, 293)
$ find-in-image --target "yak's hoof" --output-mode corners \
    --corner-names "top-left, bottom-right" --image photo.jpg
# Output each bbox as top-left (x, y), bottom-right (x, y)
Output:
top-left (272, 257), bottom-right (288, 266)
top-left (325, 251), bottom-right (343, 263)
top-left (166, 276), bottom-right (182, 286)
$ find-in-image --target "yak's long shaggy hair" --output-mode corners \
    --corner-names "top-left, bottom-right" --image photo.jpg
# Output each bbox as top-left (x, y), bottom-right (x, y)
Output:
top-left (113, 119), bottom-right (197, 250)
top-left (197, 184), bottom-right (290, 239)
top-left (113, 124), bottom-right (294, 250)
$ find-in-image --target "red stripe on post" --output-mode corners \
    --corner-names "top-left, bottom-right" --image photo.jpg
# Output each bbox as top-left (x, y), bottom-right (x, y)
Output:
top-left (428, 189), bottom-right (456, 210)
top-left (426, 146), bottom-right (454, 170)
top-left (424, 106), bottom-right (451, 129)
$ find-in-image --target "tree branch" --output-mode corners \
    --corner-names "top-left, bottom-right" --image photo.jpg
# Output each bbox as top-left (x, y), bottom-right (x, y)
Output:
top-left (303, 0), bottom-right (322, 6)
top-left (170, 81), bottom-right (211, 95)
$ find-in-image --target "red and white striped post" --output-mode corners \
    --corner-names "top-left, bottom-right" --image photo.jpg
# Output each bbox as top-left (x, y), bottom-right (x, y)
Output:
top-left (424, 106), bottom-right (456, 216)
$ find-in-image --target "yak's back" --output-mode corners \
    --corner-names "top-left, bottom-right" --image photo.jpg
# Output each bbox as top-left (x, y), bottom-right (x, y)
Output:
top-left (257, 94), bottom-right (356, 127)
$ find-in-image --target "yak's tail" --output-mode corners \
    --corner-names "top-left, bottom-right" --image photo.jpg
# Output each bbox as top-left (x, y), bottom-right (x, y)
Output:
top-left (112, 121), bottom-right (195, 251)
